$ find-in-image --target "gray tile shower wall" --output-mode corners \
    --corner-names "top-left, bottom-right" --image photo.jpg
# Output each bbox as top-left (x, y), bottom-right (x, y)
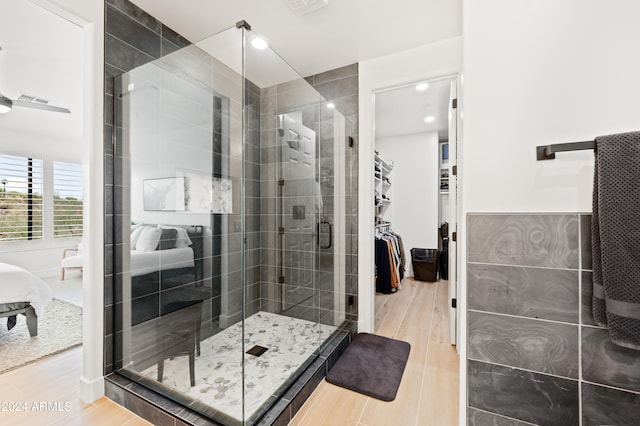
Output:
top-left (259, 64), bottom-right (358, 324)
top-left (467, 213), bottom-right (640, 426)
top-left (309, 64), bottom-right (359, 323)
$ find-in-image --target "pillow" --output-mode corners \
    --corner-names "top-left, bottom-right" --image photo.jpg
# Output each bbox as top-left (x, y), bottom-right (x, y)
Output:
top-left (157, 228), bottom-right (178, 250)
top-left (130, 225), bottom-right (146, 247)
top-left (165, 227), bottom-right (193, 248)
top-left (135, 227), bottom-right (162, 251)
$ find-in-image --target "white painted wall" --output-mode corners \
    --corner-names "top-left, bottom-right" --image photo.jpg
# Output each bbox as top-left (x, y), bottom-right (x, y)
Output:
top-left (376, 132), bottom-right (439, 275)
top-left (358, 36), bottom-right (462, 335)
top-left (463, 0), bottom-right (640, 213)
top-left (460, 1), bottom-right (640, 423)
top-left (48, 0), bottom-right (105, 403)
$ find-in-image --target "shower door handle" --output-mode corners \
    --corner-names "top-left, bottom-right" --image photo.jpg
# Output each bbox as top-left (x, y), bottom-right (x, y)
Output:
top-left (317, 220), bottom-right (332, 249)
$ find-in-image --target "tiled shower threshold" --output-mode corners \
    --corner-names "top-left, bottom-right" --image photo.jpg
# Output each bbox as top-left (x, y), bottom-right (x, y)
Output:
top-left (105, 318), bottom-right (356, 425)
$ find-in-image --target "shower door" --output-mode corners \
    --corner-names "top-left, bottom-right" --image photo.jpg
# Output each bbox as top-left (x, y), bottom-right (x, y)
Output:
top-left (277, 112), bottom-right (317, 312)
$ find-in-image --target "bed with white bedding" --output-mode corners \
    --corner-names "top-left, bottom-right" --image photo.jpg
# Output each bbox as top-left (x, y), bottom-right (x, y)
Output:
top-left (0, 262), bottom-right (53, 336)
top-left (128, 225), bottom-right (205, 326)
top-left (130, 247), bottom-right (195, 277)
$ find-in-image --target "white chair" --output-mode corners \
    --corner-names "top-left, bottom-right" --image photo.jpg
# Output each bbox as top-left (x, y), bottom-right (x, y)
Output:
top-left (60, 244), bottom-right (83, 280)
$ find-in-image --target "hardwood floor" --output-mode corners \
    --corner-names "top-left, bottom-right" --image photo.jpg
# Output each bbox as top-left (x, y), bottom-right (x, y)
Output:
top-left (0, 347), bottom-right (150, 426)
top-left (290, 278), bottom-right (459, 426)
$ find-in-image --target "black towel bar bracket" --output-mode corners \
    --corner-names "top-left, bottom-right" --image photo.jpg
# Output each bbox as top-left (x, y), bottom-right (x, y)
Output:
top-left (536, 140), bottom-right (596, 161)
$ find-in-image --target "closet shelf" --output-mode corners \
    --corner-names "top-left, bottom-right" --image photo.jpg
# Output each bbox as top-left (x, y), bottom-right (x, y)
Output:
top-left (375, 153), bottom-right (393, 171)
top-left (375, 153), bottom-right (392, 225)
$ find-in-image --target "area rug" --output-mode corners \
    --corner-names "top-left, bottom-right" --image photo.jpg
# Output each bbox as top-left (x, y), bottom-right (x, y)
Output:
top-left (326, 332), bottom-right (411, 401)
top-left (0, 299), bottom-right (82, 374)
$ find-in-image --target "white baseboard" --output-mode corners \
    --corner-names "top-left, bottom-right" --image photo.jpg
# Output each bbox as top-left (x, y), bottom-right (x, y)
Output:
top-left (79, 375), bottom-right (104, 403)
top-left (357, 318), bottom-right (372, 334)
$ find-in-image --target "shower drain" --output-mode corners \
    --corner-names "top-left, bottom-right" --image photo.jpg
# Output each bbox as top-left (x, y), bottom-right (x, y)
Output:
top-left (246, 345), bottom-right (268, 357)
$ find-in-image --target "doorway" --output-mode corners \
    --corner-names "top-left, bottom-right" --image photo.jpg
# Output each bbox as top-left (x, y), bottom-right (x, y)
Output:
top-left (372, 75), bottom-right (459, 345)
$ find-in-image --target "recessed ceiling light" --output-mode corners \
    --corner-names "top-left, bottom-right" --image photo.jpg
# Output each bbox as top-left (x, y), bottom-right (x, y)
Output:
top-left (251, 35), bottom-right (269, 50)
top-left (326, 102), bottom-right (335, 109)
top-left (416, 83), bottom-right (429, 91)
top-left (424, 116), bottom-right (435, 123)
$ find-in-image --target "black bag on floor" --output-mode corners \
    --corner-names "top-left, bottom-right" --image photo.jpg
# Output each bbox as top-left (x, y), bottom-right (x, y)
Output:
top-left (411, 248), bottom-right (438, 282)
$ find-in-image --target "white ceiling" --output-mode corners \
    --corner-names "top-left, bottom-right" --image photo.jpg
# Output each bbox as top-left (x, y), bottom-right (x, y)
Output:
top-left (0, 0), bottom-right (83, 148)
top-left (375, 77), bottom-right (452, 140)
top-left (0, 0), bottom-right (460, 156)
top-left (131, 0), bottom-right (462, 78)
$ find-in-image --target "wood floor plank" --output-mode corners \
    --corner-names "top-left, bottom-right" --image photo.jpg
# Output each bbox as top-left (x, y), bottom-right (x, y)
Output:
top-left (289, 380), bottom-right (329, 425)
top-left (77, 399), bottom-right (150, 426)
top-left (395, 324), bottom-right (429, 366)
top-left (417, 344), bottom-right (460, 426)
top-left (429, 280), bottom-right (452, 345)
top-left (400, 280), bottom-right (437, 330)
top-left (357, 360), bottom-right (421, 426)
top-left (290, 381), bottom-right (368, 426)
top-left (375, 284), bottom-right (416, 337)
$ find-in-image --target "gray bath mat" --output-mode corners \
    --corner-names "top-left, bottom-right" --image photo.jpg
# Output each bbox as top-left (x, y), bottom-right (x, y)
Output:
top-left (326, 333), bottom-right (410, 401)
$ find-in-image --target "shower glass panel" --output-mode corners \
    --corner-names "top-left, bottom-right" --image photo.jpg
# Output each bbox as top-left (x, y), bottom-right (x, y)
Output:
top-left (113, 23), bottom-right (350, 425)
top-left (242, 29), bottom-right (350, 423)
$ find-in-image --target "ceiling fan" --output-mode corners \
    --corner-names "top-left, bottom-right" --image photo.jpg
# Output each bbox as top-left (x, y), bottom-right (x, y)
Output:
top-left (0, 46), bottom-right (70, 114)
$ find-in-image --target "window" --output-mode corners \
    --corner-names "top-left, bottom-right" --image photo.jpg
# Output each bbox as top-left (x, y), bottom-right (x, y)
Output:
top-left (0, 154), bottom-right (44, 242)
top-left (53, 161), bottom-right (83, 238)
top-left (0, 155), bottom-right (82, 243)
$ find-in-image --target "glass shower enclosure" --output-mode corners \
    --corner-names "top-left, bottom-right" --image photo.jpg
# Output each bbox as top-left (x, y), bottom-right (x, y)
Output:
top-left (112, 23), bottom-right (352, 424)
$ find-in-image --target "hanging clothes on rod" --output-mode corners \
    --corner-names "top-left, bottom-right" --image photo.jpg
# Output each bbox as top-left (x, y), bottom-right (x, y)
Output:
top-left (375, 227), bottom-right (407, 294)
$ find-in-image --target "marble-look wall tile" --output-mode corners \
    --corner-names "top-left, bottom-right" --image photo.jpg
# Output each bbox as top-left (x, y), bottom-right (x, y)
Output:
top-left (467, 407), bottom-right (533, 426)
top-left (582, 327), bottom-right (640, 392)
top-left (467, 213), bottom-right (640, 425)
top-left (580, 272), bottom-right (601, 327)
top-left (582, 382), bottom-right (640, 426)
top-left (468, 360), bottom-right (579, 426)
top-left (468, 311), bottom-right (579, 378)
top-left (580, 214), bottom-right (592, 270)
top-left (468, 263), bottom-right (579, 323)
top-left (467, 214), bottom-right (579, 269)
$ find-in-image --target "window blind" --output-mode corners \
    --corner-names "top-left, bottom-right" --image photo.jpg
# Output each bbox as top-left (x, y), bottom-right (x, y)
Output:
top-left (53, 161), bottom-right (83, 238)
top-left (0, 154), bottom-right (44, 241)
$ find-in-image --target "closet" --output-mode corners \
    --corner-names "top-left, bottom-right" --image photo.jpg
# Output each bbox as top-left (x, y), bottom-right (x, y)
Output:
top-left (374, 152), bottom-right (392, 226)
top-left (373, 78), bottom-right (452, 284)
top-left (374, 152), bottom-right (407, 293)
top-left (372, 75), bottom-right (459, 344)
